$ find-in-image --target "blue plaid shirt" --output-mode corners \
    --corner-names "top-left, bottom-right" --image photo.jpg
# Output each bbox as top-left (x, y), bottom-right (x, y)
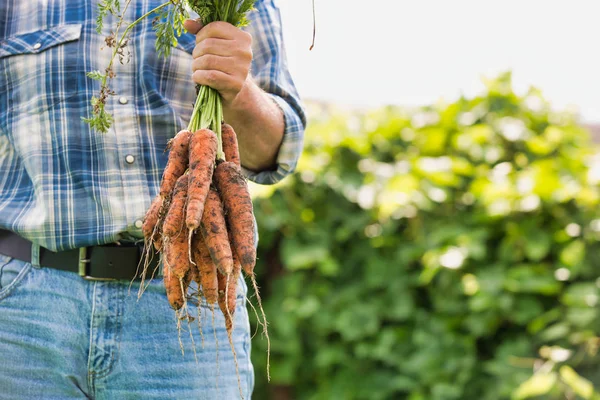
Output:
top-left (0, 0), bottom-right (305, 251)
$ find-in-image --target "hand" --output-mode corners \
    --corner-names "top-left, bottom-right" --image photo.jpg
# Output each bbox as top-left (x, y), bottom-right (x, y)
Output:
top-left (183, 19), bottom-right (253, 106)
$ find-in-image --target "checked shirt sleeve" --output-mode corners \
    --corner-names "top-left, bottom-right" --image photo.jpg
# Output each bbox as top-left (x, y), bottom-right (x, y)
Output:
top-left (243, 0), bottom-right (307, 185)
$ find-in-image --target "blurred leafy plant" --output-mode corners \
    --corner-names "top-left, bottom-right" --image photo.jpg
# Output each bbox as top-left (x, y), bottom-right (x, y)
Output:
top-left (250, 72), bottom-right (600, 400)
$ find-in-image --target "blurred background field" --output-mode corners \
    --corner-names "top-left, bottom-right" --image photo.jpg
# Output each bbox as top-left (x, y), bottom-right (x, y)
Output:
top-left (246, 1), bottom-right (600, 399)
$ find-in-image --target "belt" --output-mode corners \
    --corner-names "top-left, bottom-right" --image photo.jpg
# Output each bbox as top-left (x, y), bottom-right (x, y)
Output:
top-left (0, 229), bottom-right (161, 281)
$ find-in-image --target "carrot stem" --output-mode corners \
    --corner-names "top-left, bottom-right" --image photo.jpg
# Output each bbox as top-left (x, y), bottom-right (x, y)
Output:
top-left (187, 86), bottom-right (224, 161)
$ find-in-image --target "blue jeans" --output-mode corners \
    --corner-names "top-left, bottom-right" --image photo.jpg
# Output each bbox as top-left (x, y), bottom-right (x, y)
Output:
top-left (0, 253), bottom-right (254, 399)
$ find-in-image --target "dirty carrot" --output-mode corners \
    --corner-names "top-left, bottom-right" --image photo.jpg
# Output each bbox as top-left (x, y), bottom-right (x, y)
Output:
top-left (163, 175), bottom-right (191, 281)
top-left (164, 257), bottom-right (185, 310)
top-left (162, 174), bottom-right (189, 238)
top-left (164, 225), bottom-right (192, 280)
top-left (192, 233), bottom-right (219, 305)
top-left (160, 130), bottom-right (191, 198)
top-left (186, 129), bottom-right (218, 232)
top-left (221, 123), bottom-right (241, 168)
top-left (142, 194), bottom-right (162, 241)
top-left (213, 161), bottom-right (256, 275)
top-left (200, 188), bottom-right (234, 275)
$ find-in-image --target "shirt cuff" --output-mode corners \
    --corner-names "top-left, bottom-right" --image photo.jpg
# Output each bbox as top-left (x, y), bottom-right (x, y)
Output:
top-left (241, 93), bottom-right (306, 185)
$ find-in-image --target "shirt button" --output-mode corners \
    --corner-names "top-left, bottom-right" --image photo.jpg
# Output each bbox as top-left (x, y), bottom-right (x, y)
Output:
top-left (134, 220), bottom-right (143, 229)
top-left (125, 154), bottom-right (135, 164)
top-left (33, 43), bottom-right (42, 50)
top-left (119, 97), bottom-right (128, 105)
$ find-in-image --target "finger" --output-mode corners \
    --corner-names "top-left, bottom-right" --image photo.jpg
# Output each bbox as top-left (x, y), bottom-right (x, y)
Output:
top-left (195, 21), bottom-right (245, 43)
top-left (183, 18), bottom-right (203, 34)
top-left (192, 38), bottom-right (236, 59)
top-left (192, 70), bottom-right (240, 94)
top-left (191, 55), bottom-right (236, 77)
top-left (192, 39), bottom-right (252, 62)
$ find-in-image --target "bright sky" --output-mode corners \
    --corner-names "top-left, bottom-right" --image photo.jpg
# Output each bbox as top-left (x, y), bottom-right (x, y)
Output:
top-left (277, 0), bottom-right (600, 122)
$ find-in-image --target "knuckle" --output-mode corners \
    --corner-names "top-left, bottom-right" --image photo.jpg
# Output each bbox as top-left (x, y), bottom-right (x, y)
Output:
top-left (215, 21), bottom-right (228, 28)
top-left (241, 48), bottom-right (253, 62)
top-left (205, 70), bottom-right (219, 84)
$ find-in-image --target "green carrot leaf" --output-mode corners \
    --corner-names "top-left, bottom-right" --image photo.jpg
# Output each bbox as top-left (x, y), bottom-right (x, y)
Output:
top-left (86, 71), bottom-right (106, 81)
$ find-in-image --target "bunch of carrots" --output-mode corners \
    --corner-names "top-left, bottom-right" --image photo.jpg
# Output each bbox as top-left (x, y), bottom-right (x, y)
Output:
top-left (140, 122), bottom-right (270, 391)
top-left (141, 124), bottom-right (261, 333)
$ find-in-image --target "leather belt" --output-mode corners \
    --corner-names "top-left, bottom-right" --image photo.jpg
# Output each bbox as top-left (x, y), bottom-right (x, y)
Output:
top-left (0, 229), bottom-right (161, 281)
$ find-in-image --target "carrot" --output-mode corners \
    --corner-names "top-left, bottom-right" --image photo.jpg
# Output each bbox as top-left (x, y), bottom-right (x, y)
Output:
top-left (162, 174), bottom-right (189, 238)
top-left (200, 189), bottom-right (234, 275)
top-left (217, 264), bottom-right (239, 332)
top-left (164, 257), bottom-right (185, 310)
top-left (164, 226), bottom-right (191, 280)
top-left (213, 161), bottom-right (256, 275)
top-left (186, 129), bottom-right (218, 232)
top-left (221, 123), bottom-right (241, 168)
top-left (142, 195), bottom-right (162, 241)
top-left (160, 130), bottom-right (192, 198)
top-left (192, 233), bottom-right (219, 304)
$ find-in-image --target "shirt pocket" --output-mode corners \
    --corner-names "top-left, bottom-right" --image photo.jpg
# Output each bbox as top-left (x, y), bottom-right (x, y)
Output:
top-left (0, 23), bottom-right (83, 114)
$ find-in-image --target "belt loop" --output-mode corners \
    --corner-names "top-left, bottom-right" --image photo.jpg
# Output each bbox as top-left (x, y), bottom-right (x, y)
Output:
top-left (30, 243), bottom-right (41, 268)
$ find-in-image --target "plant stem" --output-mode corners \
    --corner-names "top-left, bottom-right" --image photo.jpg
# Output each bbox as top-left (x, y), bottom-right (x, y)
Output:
top-left (101, 1), bottom-right (172, 89)
top-left (187, 85), bottom-right (225, 161)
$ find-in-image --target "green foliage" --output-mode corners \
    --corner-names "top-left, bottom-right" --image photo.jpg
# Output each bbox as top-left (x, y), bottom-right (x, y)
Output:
top-left (95, 0), bottom-right (121, 34)
top-left (153, 2), bottom-right (188, 58)
top-left (86, 70), bottom-right (106, 81)
top-left (81, 95), bottom-right (114, 133)
top-left (249, 72), bottom-right (600, 399)
top-left (188, 0), bottom-right (256, 26)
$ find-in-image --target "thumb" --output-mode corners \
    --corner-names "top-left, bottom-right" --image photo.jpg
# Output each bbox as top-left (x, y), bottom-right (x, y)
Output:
top-left (183, 18), bottom-right (203, 34)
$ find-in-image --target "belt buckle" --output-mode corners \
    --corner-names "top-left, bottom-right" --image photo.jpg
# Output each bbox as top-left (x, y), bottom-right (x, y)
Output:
top-left (78, 247), bottom-right (116, 281)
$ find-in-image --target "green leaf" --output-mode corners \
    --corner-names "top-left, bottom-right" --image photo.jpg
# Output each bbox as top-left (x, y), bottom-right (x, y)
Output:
top-left (86, 70), bottom-right (105, 81)
top-left (523, 231), bottom-right (551, 261)
top-left (504, 265), bottom-right (562, 295)
top-left (561, 283), bottom-right (599, 307)
top-left (560, 239), bottom-right (585, 268)
top-left (559, 366), bottom-right (594, 399)
top-left (512, 372), bottom-right (557, 399)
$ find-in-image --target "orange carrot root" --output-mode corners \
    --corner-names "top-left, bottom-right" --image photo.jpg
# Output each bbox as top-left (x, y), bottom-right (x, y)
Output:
top-left (162, 175), bottom-right (189, 238)
top-left (186, 129), bottom-right (218, 232)
top-left (142, 195), bottom-right (162, 242)
top-left (213, 162), bottom-right (256, 275)
top-left (160, 130), bottom-right (192, 198)
top-left (221, 123), bottom-right (241, 168)
top-left (200, 189), bottom-right (234, 275)
top-left (192, 232), bottom-right (219, 305)
top-left (164, 229), bottom-right (192, 281)
top-left (164, 253), bottom-right (185, 310)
